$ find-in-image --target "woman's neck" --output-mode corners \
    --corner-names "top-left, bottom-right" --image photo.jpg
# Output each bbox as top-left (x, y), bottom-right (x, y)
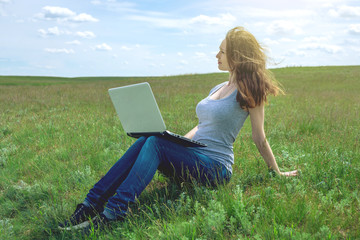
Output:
top-left (228, 72), bottom-right (236, 86)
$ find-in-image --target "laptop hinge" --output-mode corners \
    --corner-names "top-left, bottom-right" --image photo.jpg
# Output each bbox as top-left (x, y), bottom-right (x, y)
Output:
top-left (127, 132), bottom-right (164, 138)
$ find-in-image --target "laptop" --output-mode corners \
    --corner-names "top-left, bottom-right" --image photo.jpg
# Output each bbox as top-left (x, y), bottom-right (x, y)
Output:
top-left (108, 82), bottom-right (206, 147)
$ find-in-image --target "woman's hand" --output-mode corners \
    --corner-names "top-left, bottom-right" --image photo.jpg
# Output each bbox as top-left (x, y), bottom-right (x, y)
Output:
top-left (249, 105), bottom-right (299, 178)
top-left (249, 105), bottom-right (282, 173)
top-left (279, 170), bottom-right (299, 177)
top-left (184, 126), bottom-right (199, 139)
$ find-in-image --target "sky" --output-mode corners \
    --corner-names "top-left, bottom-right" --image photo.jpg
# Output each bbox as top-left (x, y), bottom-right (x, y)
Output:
top-left (1, 0), bottom-right (360, 77)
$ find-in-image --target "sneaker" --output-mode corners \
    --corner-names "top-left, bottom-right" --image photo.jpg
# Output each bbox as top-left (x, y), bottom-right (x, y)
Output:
top-left (58, 203), bottom-right (101, 230)
top-left (82, 213), bottom-right (113, 235)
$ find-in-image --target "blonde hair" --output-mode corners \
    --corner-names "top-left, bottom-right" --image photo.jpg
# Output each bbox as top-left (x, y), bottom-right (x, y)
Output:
top-left (225, 26), bottom-right (283, 109)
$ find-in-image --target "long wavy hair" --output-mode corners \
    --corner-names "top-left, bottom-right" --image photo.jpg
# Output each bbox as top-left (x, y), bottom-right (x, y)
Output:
top-left (226, 26), bottom-right (284, 109)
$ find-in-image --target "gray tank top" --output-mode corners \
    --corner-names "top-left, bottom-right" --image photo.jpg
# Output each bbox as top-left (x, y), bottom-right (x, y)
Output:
top-left (191, 82), bottom-right (249, 173)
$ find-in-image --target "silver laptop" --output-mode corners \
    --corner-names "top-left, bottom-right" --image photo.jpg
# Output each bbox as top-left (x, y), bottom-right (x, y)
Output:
top-left (108, 82), bottom-right (206, 147)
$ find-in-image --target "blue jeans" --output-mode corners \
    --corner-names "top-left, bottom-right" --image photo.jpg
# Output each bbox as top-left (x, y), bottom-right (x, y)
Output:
top-left (84, 136), bottom-right (231, 218)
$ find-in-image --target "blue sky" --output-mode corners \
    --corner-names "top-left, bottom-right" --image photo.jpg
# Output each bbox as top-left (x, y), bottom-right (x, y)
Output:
top-left (1, 0), bottom-right (359, 77)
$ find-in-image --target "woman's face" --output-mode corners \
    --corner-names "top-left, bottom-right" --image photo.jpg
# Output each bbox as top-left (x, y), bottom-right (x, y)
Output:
top-left (216, 40), bottom-right (230, 71)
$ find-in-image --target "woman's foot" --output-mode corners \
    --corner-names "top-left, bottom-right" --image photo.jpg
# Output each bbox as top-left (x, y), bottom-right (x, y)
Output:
top-left (82, 213), bottom-right (123, 235)
top-left (58, 203), bottom-right (101, 230)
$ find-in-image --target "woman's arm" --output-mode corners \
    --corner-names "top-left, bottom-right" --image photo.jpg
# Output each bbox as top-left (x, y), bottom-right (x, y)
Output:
top-left (184, 126), bottom-right (199, 139)
top-left (249, 104), bottom-right (298, 177)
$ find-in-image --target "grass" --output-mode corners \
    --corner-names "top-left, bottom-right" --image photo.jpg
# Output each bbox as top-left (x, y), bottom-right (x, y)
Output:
top-left (0, 66), bottom-right (359, 239)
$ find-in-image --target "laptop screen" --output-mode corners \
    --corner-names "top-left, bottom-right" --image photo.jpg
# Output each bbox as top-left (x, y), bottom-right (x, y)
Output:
top-left (108, 82), bottom-right (167, 133)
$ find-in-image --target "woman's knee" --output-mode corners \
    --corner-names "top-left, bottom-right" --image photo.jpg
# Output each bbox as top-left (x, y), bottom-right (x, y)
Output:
top-left (138, 136), bottom-right (147, 142)
top-left (145, 135), bottom-right (161, 145)
top-left (142, 136), bottom-right (163, 151)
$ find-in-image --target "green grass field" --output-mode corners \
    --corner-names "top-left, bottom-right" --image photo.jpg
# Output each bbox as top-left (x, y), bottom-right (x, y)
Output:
top-left (0, 66), bottom-right (359, 239)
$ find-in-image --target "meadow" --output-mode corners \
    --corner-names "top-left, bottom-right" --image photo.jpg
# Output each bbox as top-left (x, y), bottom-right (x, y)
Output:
top-left (0, 66), bottom-right (359, 239)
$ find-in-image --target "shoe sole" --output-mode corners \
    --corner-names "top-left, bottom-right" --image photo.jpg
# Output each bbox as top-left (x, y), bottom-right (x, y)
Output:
top-left (58, 221), bottom-right (90, 231)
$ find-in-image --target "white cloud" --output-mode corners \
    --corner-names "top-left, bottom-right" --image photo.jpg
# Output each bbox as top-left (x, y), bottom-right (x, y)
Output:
top-left (190, 13), bottom-right (236, 26)
top-left (180, 60), bottom-right (188, 65)
top-left (299, 43), bottom-right (342, 54)
top-left (344, 38), bottom-right (360, 44)
top-left (279, 38), bottom-right (297, 43)
top-left (75, 31), bottom-right (96, 39)
top-left (94, 43), bottom-right (112, 51)
top-left (44, 48), bottom-right (75, 54)
top-left (303, 36), bottom-right (331, 42)
top-left (40, 6), bottom-right (76, 20)
top-left (128, 13), bottom-right (236, 33)
top-left (90, 0), bottom-right (138, 13)
top-left (177, 52), bottom-right (183, 56)
top-left (35, 64), bottom-right (56, 70)
top-left (188, 43), bottom-right (207, 48)
top-left (0, 0), bottom-right (11, 16)
top-left (121, 46), bottom-right (132, 51)
top-left (348, 24), bottom-right (360, 35)
top-left (329, 5), bottom-right (360, 18)
top-left (267, 20), bottom-right (303, 35)
top-left (91, 0), bottom-right (102, 5)
top-left (189, 13), bottom-right (237, 29)
top-left (66, 40), bottom-right (81, 45)
top-left (350, 46), bottom-right (360, 53)
top-left (194, 52), bottom-right (208, 59)
top-left (263, 38), bottom-right (279, 45)
top-left (38, 26), bottom-right (71, 37)
top-left (127, 15), bottom-right (183, 28)
top-left (245, 8), bottom-right (315, 18)
top-left (38, 28), bottom-right (96, 39)
top-left (148, 62), bottom-right (166, 68)
top-left (71, 13), bottom-right (99, 22)
top-left (285, 49), bottom-right (307, 57)
top-left (37, 6), bottom-right (98, 23)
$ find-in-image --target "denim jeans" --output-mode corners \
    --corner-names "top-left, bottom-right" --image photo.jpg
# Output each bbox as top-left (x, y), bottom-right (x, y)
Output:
top-left (84, 136), bottom-right (231, 218)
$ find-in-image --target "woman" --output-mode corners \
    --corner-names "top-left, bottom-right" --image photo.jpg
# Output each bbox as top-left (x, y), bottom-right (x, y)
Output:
top-left (59, 26), bottom-right (298, 233)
